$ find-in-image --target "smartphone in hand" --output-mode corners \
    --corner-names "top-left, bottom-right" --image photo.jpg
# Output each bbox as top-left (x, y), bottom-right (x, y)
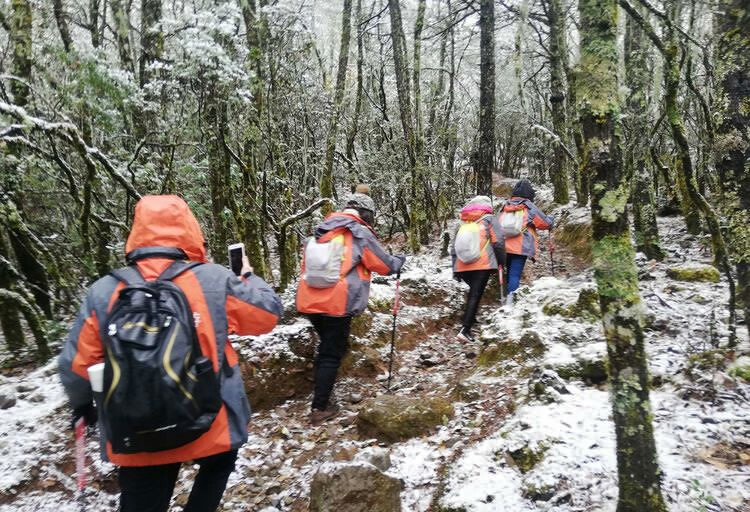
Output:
top-left (228, 243), bottom-right (245, 276)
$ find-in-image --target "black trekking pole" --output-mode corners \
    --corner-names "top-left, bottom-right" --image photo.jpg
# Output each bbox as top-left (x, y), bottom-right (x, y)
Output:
top-left (548, 229), bottom-right (556, 277)
top-left (386, 271), bottom-right (401, 393)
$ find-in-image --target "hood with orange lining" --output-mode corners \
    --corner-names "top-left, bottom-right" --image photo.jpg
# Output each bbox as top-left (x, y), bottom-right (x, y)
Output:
top-left (125, 195), bottom-right (207, 262)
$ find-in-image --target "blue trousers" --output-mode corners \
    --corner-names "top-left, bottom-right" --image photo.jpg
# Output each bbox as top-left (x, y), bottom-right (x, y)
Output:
top-left (506, 254), bottom-right (527, 294)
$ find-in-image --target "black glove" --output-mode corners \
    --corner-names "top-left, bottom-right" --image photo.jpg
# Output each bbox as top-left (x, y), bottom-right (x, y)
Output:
top-left (72, 402), bottom-right (97, 429)
top-left (393, 254), bottom-right (406, 273)
top-left (453, 272), bottom-right (462, 282)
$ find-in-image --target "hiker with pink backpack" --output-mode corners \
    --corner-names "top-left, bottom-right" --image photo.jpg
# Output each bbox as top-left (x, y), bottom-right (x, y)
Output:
top-left (452, 195), bottom-right (506, 343)
top-left (499, 179), bottom-right (555, 306)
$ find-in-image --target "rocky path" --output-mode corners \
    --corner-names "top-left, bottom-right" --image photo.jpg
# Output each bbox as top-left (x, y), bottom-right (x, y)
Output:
top-left (2, 209), bottom-right (750, 511)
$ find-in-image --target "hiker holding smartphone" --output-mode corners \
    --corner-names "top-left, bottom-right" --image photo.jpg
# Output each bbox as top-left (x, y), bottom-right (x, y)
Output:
top-left (58, 195), bottom-right (282, 512)
top-left (499, 179), bottom-right (554, 305)
top-left (296, 189), bottom-right (405, 425)
top-left (451, 195), bottom-right (506, 343)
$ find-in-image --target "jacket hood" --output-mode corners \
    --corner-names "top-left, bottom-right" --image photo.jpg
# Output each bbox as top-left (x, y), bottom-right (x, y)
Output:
top-left (504, 197), bottom-right (530, 211)
top-left (512, 179), bottom-right (536, 201)
top-left (315, 212), bottom-right (373, 240)
top-left (460, 209), bottom-right (491, 222)
top-left (125, 195), bottom-right (207, 262)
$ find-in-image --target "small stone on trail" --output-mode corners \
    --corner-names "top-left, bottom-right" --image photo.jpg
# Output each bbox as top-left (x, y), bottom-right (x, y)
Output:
top-left (353, 446), bottom-right (392, 471)
top-left (0, 392), bottom-right (17, 410)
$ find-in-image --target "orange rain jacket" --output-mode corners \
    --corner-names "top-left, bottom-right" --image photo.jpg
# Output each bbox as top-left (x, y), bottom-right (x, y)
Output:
top-left (451, 209), bottom-right (506, 273)
top-left (501, 197), bottom-right (554, 259)
top-left (58, 195), bottom-right (282, 466)
top-left (296, 212), bottom-right (405, 317)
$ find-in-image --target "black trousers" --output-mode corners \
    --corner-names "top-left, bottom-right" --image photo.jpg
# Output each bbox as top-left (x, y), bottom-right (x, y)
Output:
top-left (460, 269), bottom-right (493, 331)
top-left (309, 314), bottom-right (352, 411)
top-left (119, 450), bottom-right (238, 512)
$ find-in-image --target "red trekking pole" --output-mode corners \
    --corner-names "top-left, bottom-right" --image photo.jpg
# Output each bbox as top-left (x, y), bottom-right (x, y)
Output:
top-left (74, 418), bottom-right (87, 511)
top-left (386, 271), bottom-right (401, 393)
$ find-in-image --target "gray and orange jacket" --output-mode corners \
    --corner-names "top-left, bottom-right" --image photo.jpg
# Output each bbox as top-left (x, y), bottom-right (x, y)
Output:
top-left (58, 195), bottom-right (282, 467)
top-left (451, 209), bottom-right (506, 273)
top-left (296, 212), bottom-right (405, 317)
top-left (501, 197), bottom-right (554, 259)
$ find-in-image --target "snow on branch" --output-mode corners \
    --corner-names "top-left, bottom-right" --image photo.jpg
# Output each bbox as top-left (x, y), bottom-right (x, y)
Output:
top-left (0, 101), bottom-right (142, 200)
top-left (531, 124), bottom-right (577, 162)
top-left (277, 198), bottom-right (335, 231)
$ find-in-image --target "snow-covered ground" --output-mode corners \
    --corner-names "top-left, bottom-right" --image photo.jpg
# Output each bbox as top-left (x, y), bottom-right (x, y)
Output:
top-left (1, 214), bottom-right (748, 511)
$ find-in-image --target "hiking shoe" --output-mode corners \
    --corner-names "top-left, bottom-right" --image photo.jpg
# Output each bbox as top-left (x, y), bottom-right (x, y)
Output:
top-left (457, 327), bottom-right (475, 343)
top-left (506, 292), bottom-right (515, 307)
top-left (310, 403), bottom-right (340, 426)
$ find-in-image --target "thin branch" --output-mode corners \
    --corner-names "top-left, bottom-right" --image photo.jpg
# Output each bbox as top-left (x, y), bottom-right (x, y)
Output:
top-left (0, 101), bottom-right (141, 200)
top-left (278, 198), bottom-right (335, 230)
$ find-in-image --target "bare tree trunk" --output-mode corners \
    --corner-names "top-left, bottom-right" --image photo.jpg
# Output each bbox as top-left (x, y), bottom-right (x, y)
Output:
top-left (90, 0), bottom-right (101, 47)
top-left (477, 0), bottom-right (495, 197)
top-left (52, 0), bottom-right (73, 53)
top-left (577, 0), bottom-right (667, 510)
top-left (624, 5), bottom-right (663, 260)
top-left (344, 0), bottom-right (365, 174)
top-left (714, 0), bottom-right (750, 339)
top-left (139, 0), bottom-right (162, 88)
top-left (546, 0), bottom-right (570, 204)
top-left (321, 0), bottom-right (353, 214)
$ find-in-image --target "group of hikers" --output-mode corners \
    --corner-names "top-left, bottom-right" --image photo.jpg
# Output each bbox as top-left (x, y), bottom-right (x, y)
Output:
top-left (57, 179), bottom-right (552, 511)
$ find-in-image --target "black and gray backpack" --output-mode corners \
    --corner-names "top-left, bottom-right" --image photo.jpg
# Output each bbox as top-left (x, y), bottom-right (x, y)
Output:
top-left (100, 260), bottom-right (222, 454)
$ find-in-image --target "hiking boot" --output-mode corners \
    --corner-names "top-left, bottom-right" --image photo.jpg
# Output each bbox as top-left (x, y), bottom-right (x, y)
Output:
top-left (310, 403), bottom-right (340, 426)
top-left (506, 292), bottom-right (515, 307)
top-left (457, 327), bottom-right (475, 343)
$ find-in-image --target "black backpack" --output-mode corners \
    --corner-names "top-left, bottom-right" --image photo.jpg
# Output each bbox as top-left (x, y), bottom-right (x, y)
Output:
top-left (100, 260), bottom-right (223, 454)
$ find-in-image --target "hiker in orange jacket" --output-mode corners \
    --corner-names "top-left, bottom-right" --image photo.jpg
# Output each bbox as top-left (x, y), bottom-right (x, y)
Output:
top-left (296, 191), bottom-right (405, 425)
top-left (500, 179), bottom-right (554, 305)
top-left (59, 195), bottom-right (282, 512)
top-left (451, 195), bottom-right (506, 343)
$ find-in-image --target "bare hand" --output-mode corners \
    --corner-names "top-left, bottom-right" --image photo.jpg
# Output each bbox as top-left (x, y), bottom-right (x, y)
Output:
top-left (240, 255), bottom-right (253, 276)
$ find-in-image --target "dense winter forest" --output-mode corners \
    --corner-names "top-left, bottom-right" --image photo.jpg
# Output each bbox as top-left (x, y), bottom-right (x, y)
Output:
top-left (0, 0), bottom-right (749, 510)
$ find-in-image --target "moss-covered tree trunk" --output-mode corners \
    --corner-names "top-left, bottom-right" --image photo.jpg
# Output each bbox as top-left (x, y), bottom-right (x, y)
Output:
top-left (413, 0), bottom-right (428, 243)
top-left (388, 0), bottom-right (420, 252)
top-left (320, 0), bottom-right (353, 215)
top-left (206, 85), bottom-right (233, 265)
top-left (624, 5), bottom-right (663, 260)
top-left (576, 0), bottom-right (667, 510)
top-left (476, 0), bottom-right (495, 198)
top-left (239, 0), bottom-right (268, 278)
top-left (0, 230), bottom-right (24, 351)
top-left (547, 0), bottom-right (570, 204)
top-left (111, 0), bottom-right (134, 73)
top-left (714, 0), bottom-right (750, 339)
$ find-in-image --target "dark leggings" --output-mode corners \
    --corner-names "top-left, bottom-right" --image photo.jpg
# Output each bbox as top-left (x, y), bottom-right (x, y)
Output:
top-left (460, 269), bottom-right (493, 330)
top-left (119, 450), bottom-right (238, 512)
top-left (309, 314), bottom-right (353, 411)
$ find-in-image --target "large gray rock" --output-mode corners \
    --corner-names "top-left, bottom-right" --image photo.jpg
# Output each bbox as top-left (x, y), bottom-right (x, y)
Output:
top-left (309, 462), bottom-right (403, 512)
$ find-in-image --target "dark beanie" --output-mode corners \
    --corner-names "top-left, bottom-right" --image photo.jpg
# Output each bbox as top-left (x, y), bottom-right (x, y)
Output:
top-left (512, 179), bottom-right (536, 201)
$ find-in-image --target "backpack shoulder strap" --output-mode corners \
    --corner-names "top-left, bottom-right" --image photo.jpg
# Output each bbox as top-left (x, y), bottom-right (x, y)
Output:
top-left (109, 265), bottom-right (146, 285)
top-left (158, 260), bottom-right (204, 282)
